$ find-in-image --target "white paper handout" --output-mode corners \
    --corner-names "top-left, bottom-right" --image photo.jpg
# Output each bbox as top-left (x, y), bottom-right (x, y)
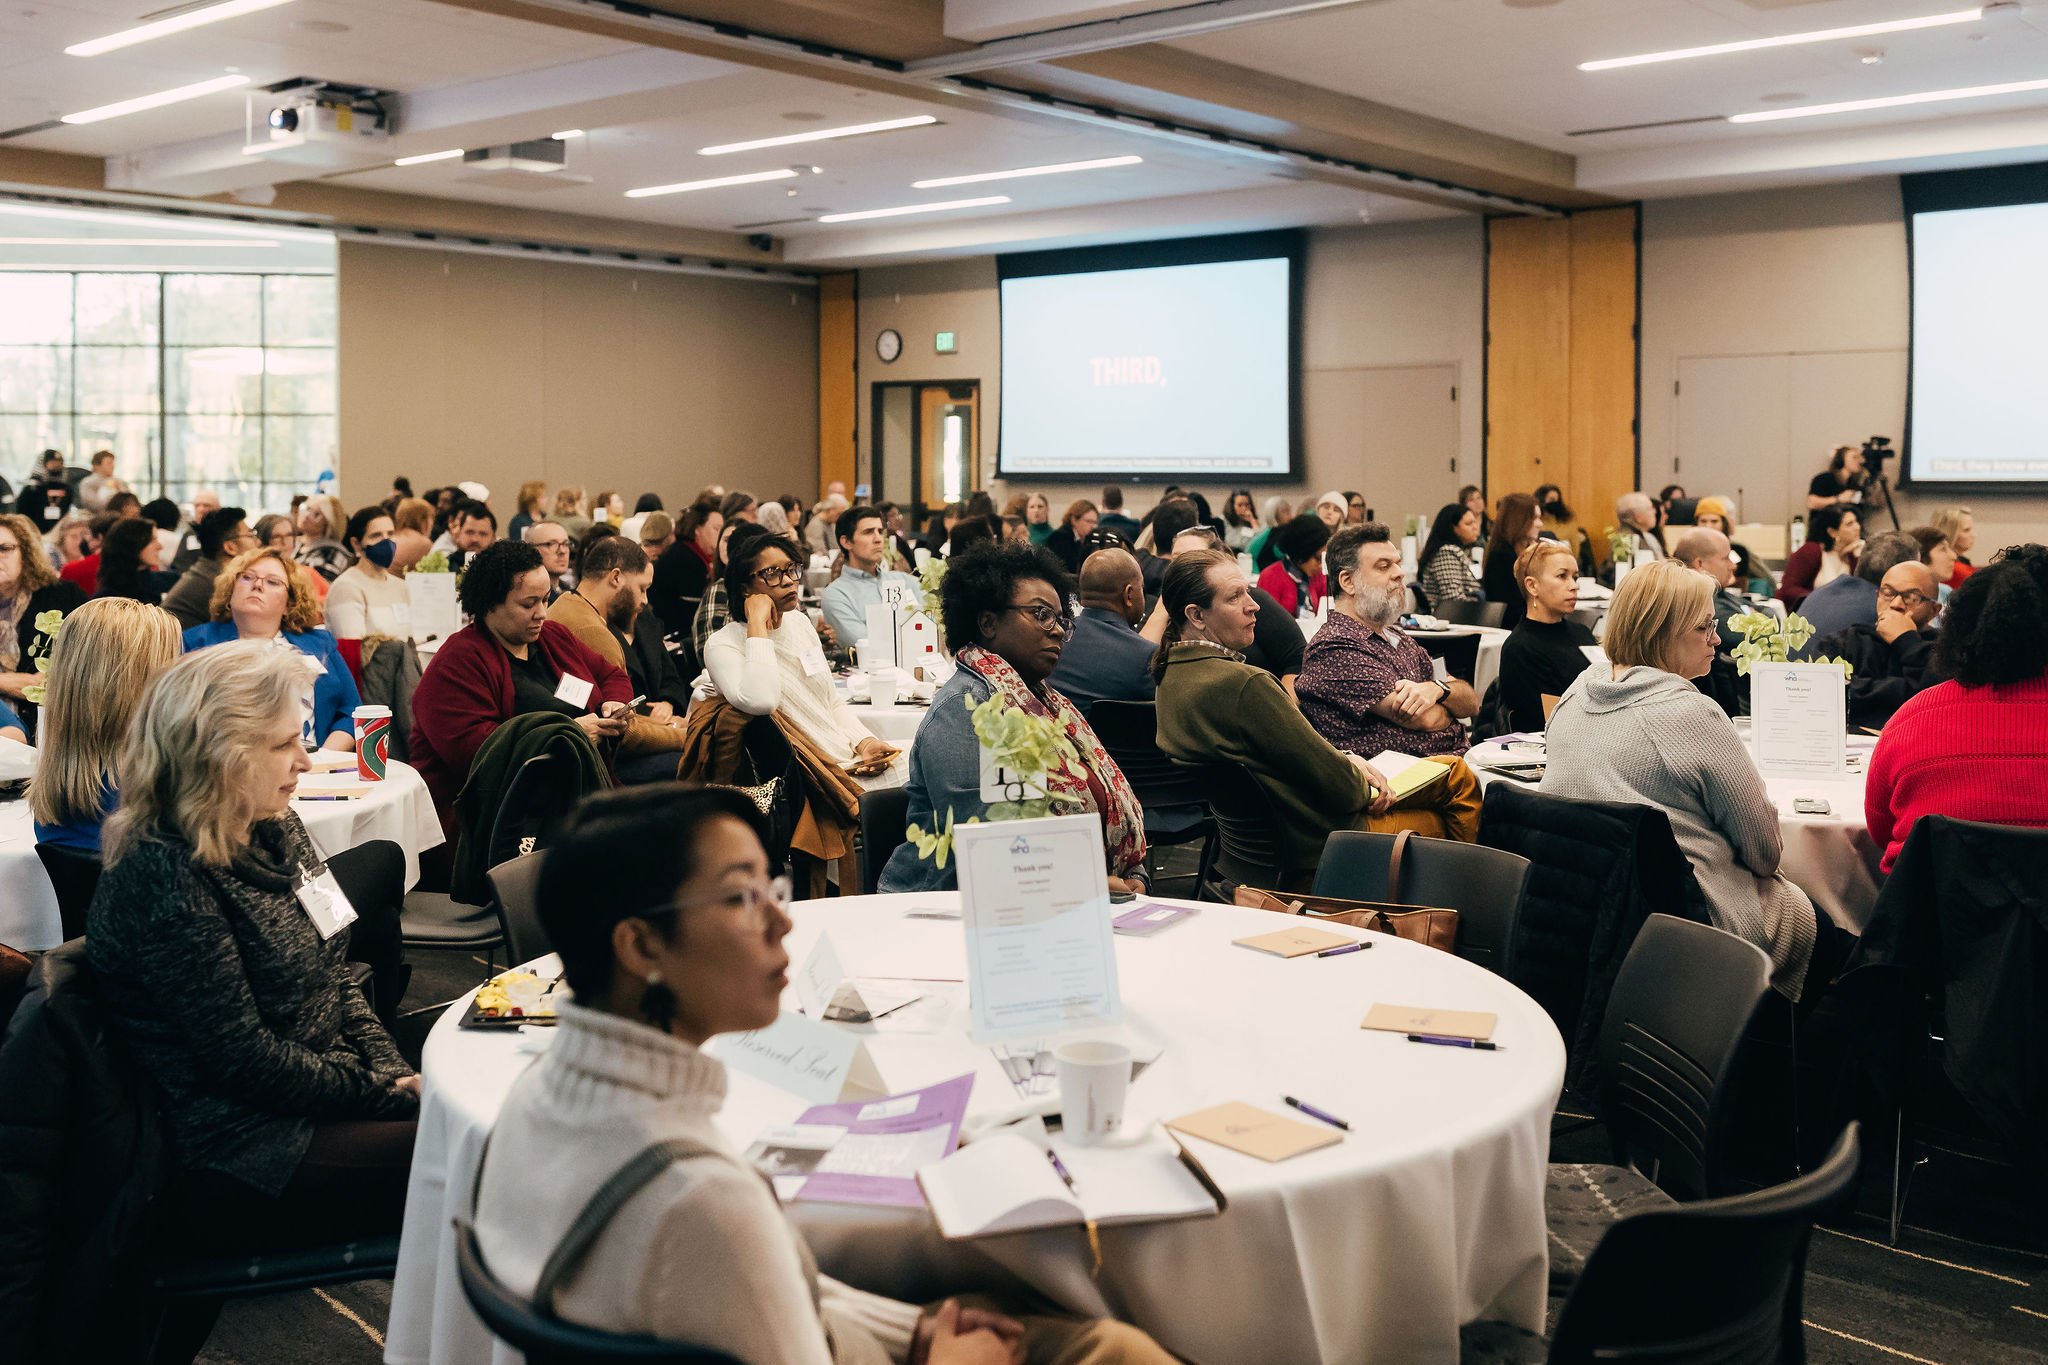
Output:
top-left (956, 815), bottom-right (1122, 1043)
top-left (1749, 662), bottom-right (1848, 778)
top-left (863, 604), bottom-right (898, 670)
top-left (407, 572), bottom-right (460, 643)
top-left (710, 1009), bottom-right (886, 1104)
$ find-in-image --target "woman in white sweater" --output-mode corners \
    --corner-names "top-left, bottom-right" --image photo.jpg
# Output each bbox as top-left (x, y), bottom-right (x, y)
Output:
top-left (471, 786), bottom-right (1172, 1365)
top-left (323, 506), bottom-right (412, 640)
top-left (1541, 560), bottom-right (1844, 1002)
top-left (704, 525), bottom-right (898, 779)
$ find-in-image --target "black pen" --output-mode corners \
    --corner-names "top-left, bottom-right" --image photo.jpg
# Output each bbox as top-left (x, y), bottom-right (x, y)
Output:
top-left (1405, 1034), bottom-right (1502, 1051)
top-left (1284, 1095), bottom-right (1350, 1130)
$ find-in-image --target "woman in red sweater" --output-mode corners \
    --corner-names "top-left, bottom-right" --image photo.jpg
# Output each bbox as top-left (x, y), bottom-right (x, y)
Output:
top-left (1866, 546), bottom-right (2048, 871)
top-left (1779, 504), bottom-right (1861, 612)
top-left (411, 539), bottom-right (631, 826)
top-left (1254, 513), bottom-right (1331, 617)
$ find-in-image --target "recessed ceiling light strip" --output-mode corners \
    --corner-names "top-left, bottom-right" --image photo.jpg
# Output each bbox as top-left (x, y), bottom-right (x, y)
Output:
top-left (60, 74), bottom-right (252, 125)
top-left (1581, 8), bottom-right (1983, 71)
top-left (66, 0), bottom-right (296, 58)
top-left (392, 149), bottom-right (465, 166)
top-left (911, 155), bottom-right (1142, 188)
top-left (1729, 75), bottom-right (2048, 122)
top-left (625, 168), bottom-right (799, 198)
top-left (818, 195), bottom-right (1010, 223)
top-left (0, 237), bottom-right (279, 247)
top-left (699, 115), bottom-right (937, 156)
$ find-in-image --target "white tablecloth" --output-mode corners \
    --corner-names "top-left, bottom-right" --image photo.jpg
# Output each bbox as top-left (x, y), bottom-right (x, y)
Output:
top-left (385, 893), bottom-right (1565, 1365)
top-left (844, 695), bottom-right (931, 749)
top-left (0, 759), bottom-right (444, 951)
top-left (1467, 735), bottom-right (1882, 932)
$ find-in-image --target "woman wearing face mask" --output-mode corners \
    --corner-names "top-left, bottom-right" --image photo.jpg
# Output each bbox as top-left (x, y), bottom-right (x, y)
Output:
top-left (324, 506), bottom-right (411, 641)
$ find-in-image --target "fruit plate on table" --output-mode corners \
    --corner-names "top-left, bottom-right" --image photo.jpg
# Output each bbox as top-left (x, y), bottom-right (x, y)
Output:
top-left (460, 969), bottom-right (563, 1029)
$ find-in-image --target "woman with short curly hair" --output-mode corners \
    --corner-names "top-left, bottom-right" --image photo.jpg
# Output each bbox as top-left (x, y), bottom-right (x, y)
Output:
top-left (183, 546), bottom-right (360, 751)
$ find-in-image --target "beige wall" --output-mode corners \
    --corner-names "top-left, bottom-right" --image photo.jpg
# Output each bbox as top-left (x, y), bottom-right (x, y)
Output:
top-left (853, 221), bottom-right (1486, 522)
top-left (338, 241), bottom-right (819, 515)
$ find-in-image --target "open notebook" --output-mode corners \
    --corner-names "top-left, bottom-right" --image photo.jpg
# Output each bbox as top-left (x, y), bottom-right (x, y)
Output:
top-left (918, 1131), bottom-right (1223, 1240)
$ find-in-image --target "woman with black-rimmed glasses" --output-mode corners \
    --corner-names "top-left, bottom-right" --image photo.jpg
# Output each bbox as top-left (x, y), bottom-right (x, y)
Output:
top-left (701, 524), bottom-right (897, 779)
top-left (879, 541), bottom-right (1146, 894)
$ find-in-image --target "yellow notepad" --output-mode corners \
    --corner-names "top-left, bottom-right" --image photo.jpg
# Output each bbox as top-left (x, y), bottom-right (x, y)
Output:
top-left (1232, 926), bottom-right (1356, 959)
top-left (1367, 751), bottom-right (1450, 801)
top-left (1361, 1003), bottom-right (1497, 1042)
top-left (1167, 1102), bottom-right (1342, 1162)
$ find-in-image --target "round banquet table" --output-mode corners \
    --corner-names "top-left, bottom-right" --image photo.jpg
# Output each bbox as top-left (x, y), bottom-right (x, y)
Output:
top-left (1465, 733), bottom-right (1883, 932)
top-left (0, 758), bottom-right (443, 951)
top-left (843, 693), bottom-right (932, 749)
top-left (383, 892), bottom-right (1565, 1365)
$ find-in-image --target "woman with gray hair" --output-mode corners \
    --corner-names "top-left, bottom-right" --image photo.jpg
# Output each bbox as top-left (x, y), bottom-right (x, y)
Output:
top-left (87, 641), bottom-right (418, 1351)
top-left (293, 491), bottom-right (352, 582)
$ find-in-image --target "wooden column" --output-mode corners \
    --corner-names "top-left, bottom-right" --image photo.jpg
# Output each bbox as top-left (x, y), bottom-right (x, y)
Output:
top-left (1485, 206), bottom-right (1639, 555)
top-left (818, 272), bottom-right (856, 499)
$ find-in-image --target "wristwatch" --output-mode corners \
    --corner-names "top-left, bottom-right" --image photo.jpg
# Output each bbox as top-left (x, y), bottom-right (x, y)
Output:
top-left (1434, 678), bottom-right (1453, 705)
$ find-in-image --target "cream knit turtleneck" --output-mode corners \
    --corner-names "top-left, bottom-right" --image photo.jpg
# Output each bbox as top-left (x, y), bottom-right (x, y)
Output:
top-left (472, 1002), bottom-right (920, 1364)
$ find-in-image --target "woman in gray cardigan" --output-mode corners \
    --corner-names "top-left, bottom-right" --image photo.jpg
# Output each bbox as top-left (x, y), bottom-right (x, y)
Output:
top-left (88, 642), bottom-right (419, 1281)
top-left (1541, 561), bottom-right (1832, 1001)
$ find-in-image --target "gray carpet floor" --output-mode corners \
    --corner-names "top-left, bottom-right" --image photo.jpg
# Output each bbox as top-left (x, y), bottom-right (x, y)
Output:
top-left (195, 858), bottom-right (2048, 1364)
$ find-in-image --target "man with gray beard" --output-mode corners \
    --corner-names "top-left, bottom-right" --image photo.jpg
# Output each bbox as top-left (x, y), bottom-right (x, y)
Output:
top-left (1297, 523), bottom-right (1478, 759)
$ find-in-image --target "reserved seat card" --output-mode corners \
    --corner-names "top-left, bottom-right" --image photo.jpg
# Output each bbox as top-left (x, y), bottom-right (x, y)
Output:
top-left (1166, 1101), bottom-right (1342, 1162)
top-left (1232, 925), bottom-right (1356, 958)
top-left (1360, 1003), bottom-right (1497, 1041)
top-left (956, 815), bottom-right (1122, 1043)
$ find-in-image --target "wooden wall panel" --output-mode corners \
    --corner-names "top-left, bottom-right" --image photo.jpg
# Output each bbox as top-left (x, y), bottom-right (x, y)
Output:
top-left (1568, 207), bottom-right (1640, 552)
top-left (1484, 217), bottom-right (1571, 501)
top-left (1485, 207), bottom-right (1639, 557)
top-left (818, 273), bottom-right (856, 500)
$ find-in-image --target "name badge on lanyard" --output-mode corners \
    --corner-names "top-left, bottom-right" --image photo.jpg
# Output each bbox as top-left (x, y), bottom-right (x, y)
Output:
top-left (295, 863), bottom-right (360, 941)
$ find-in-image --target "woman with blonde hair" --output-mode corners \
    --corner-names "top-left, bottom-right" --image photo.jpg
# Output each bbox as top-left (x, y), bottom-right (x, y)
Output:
top-left (1541, 559), bottom-right (1848, 1002)
top-left (88, 642), bottom-right (418, 1318)
top-left (508, 479), bottom-right (547, 544)
top-left (30, 597), bottom-right (182, 851)
top-left (0, 511), bottom-right (88, 733)
top-left (552, 485), bottom-right (593, 540)
top-left (294, 492), bottom-right (351, 582)
top-left (183, 546), bottom-right (360, 751)
top-left (45, 509), bottom-right (94, 567)
top-left (1928, 504), bottom-right (1976, 590)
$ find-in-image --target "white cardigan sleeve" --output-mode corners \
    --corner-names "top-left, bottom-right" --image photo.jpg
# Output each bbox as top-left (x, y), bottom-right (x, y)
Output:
top-left (703, 624), bottom-right (783, 716)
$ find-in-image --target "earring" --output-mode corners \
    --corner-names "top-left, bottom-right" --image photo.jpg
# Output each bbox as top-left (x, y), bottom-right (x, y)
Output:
top-left (640, 968), bottom-right (678, 1032)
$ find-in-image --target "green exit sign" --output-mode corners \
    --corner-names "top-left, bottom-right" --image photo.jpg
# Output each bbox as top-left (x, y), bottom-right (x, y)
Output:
top-left (934, 330), bottom-right (957, 354)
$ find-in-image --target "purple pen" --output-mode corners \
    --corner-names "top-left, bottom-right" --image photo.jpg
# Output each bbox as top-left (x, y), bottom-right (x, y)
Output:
top-left (1405, 1034), bottom-right (1502, 1052)
top-left (1317, 941), bottom-right (1369, 958)
top-left (1046, 1148), bottom-right (1079, 1194)
top-left (1283, 1095), bottom-right (1350, 1130)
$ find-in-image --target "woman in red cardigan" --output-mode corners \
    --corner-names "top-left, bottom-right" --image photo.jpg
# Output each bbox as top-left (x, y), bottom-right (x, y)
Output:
top-left (1867, 546), bottom-right (2048, 872)
top-left (411, 539), bottom-right (631, 824)
top-left (1778, 504), bottom-right (1861, 612)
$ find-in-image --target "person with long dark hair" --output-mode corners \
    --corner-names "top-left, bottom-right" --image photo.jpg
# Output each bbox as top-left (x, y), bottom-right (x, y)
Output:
top-left (1481, 492), bottom-right (1542, 629)
top-left (94, 515), bottom-right (174, 605)
top-left (1779, 504), bottom-right (1861, 612)
top-left (1417, 502), bottom-right (1481, 611)
top-left (1222, 488), bottom-right (1259, 551)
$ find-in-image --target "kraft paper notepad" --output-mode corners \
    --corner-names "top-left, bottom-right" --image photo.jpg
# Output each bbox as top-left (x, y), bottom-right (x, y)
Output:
top-left (1232, 926), bottom-right (1355, 959)
top-left (1360, 1003), bottom-right (1497, 1042)
top-left (1166, 1102), bottom-right (1342, 1163)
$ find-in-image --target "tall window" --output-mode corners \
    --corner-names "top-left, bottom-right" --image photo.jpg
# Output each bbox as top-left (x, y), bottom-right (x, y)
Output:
top-left (0, 271), bottom-right (336, 512)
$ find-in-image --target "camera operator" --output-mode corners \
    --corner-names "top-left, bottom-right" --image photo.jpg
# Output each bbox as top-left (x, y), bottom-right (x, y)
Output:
top-left (1807, 439), bottom-right (1894, 520)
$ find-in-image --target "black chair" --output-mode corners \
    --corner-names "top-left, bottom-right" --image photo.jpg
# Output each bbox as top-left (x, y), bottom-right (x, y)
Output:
top-left (1476, 782), bottom-right (1711, 1099)
top-left (488, 851), bottom-right (551, 965)
top-left (1166, 758), bottom-right (1300, 897)
top-left (0, 942), bottom-right (399, 1362)
top-left (1313, 830), bottom-right (1530, 978)
top-left (404, 753), bottom-right (565, 959)
top-left (1462, 1124), bottom-right (1861, 1365)
top-left (452, 1219), bottom-right (740, 1364)
top-left (1415, 631), bottom-right (1482, 686)
top-left (857, 787), bottom-right (910, 895)
top-left (326, 839), bottom-right (411, 1025)
top-left (1087, 701), bottom-right (1218, 895)
top-left (34, 842), bottom-right (102, 942)
top-left (1436, 599), bottom-right (1505, 629)
top-left (1544, 915), bottom-right (1774, 1291)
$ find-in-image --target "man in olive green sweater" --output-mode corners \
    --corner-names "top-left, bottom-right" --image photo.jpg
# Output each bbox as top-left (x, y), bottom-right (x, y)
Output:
top-left (1153, 551), bottom-right (1481, 881)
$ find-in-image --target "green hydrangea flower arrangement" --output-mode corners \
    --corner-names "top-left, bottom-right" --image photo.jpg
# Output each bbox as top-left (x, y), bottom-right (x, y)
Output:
top-left (20, 609), bottom-right (64, 706)
top-left (916, 554), bottom-right (947, 632)
top-left (1604, 526), bottom-right (1637, 565)
top-left (1727, 610), bottom-right (1853, 679)
top-left (901, 691), bottom-right (1081, 868)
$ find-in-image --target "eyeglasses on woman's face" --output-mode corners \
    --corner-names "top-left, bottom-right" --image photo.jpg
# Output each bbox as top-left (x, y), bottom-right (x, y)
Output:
top-left (238, 570), bottom-right (289, 593)
top-left (1004, 602), bottom-right (1073, 634)
top-left (751, 563), bottom-right (802, 586)
top-left (645, 875), bottom-right (793, 928)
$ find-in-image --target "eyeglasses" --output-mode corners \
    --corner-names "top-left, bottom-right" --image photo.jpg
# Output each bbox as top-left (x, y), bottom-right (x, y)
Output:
top-left (1876, 586), bottom-right (1931, 607)
top-left (237, 572), bottom-right (288, 592)
top-left (642, 875), bottom-right (792, 928)
top-left (1004, 602), bottom-right (1073, 634)
top-left (530, 537), bottom-right (570, 551)
top-left (751, 564), bottom-right (802, 586)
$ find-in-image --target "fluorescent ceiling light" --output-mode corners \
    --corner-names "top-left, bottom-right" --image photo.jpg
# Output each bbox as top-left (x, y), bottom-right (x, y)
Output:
top-left (0, 238), bottom-right (278, 247)
top-left (551, 129), bottom-right (585, 140)
top-left (1581, 8), bottom-right (1981, 71)
top-left (393, 148), bottom-right (464, 166)
top-left (625, 168), bottom-right (799, 199)
top-left (818, 195), bottom-right (1010, 223)
top-left (911, 154), bottom-right (1142, 189)
top-left (66, 0), bottom-right (295, 57)
top-left (61, 74), bottom-right (251, 125)
top-left (0, 202), bottom-right (311, 240)
top-left (1729, 75), bottom-right (2048, 122)
top-left (699, 115), bottom-right (937, 156)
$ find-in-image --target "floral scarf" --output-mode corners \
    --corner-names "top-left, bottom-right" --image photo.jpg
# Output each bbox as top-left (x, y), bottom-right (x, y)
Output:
top-left (956, 644), bottom-right (1147, 881)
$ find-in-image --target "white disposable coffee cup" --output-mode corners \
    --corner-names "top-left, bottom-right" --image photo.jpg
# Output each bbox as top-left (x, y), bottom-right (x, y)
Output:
top-left (870, 671), bottom-right (899, 709)
top-left (1056, 1039), bottom-right (1132, 1146)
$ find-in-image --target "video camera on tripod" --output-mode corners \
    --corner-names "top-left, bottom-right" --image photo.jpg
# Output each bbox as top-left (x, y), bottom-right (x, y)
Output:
top-left (1860, 435), bottom-right (1899, 531)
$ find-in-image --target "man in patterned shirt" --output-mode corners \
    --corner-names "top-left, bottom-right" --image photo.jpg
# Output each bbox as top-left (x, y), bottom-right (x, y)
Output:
top-left (1298, 523), bottom-right (1478, 759)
